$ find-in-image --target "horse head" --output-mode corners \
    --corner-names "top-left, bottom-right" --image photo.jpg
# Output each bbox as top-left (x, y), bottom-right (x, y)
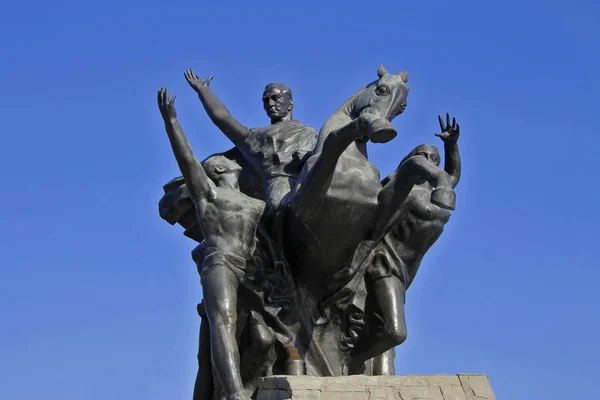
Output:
top-left (351, 65), bottom-right (409, 143)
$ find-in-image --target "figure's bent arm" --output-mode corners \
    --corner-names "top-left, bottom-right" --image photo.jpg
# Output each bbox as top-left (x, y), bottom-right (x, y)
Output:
top-left (371, 156), bottom-right (452, 240)
top-left (444, 141), bottom-right (461, 188)
top-left (164, 117), bottom-right (216, 203)
top-left (195, 87), bottom-right (250, 146)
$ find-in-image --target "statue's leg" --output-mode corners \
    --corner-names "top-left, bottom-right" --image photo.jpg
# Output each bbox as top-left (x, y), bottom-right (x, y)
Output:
top-left (193, 313), bottom-right (214, 400)
top-left (371, 347), bottom-right (396, 375)
top-left (290, 122), bottom-right (366, 220)
top-left (246, 311), bottom-right (277, 375)
top-left (202, 266), bottom-right (249, 400)
top-left (249, 321), bottom-right (276, 354)
top-left (350, 276), bottom-right (406, 372)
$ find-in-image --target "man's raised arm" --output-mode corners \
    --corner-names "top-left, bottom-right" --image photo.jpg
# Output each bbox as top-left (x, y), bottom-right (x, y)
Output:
top-left (158, 88), bottom-right (217, 203)
top-left (184, 69), bottom-right (250, 147)
top-left (435, 113), bottom-right (461, 188)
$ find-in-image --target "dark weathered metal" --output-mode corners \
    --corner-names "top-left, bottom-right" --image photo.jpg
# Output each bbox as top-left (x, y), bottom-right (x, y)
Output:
top-left (156, 66), bottom-right (462, 400)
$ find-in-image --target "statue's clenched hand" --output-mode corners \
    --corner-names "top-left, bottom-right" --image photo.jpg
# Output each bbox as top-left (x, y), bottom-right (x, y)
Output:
top-left (184, 68), bottom-right (213, 93)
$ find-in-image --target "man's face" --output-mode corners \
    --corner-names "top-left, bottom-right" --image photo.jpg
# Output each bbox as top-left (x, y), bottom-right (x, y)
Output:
top-left (263, 88), bottom-right (293, 121)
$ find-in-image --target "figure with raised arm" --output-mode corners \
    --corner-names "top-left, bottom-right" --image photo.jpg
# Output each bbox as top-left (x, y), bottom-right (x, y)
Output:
top-left (353, 114), bottom-right (462, 373)
top-left (184, 69), bottom-right (318, 209)
top-left (157, 88), bottom-right (265, 400)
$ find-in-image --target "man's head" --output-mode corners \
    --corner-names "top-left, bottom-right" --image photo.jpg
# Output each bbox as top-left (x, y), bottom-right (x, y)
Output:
top-left (401, 144), bottom-right (440, 167)
top-left (381, 144), bottom-right (441, 187)
top-left (262, 83), bottom-right (293, 123)
top-left (202, 155), bottom-right (243, 189)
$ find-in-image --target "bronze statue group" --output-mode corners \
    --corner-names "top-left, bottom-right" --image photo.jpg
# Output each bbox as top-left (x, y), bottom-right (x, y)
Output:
top-left (157, 65), bottom-right (461, 400)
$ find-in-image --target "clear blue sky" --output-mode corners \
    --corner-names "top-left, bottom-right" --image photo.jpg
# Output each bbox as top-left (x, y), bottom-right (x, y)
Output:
top-left (1, 1), bottom-right (598, 399)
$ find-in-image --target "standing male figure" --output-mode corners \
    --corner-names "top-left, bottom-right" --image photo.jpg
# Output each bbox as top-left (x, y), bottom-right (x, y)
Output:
top-left (184, 69), bottom-right (318, 209)
top-left (354, 114), bottom-right (462, 374)
top-left (158, 88), bottom-right (265, 400)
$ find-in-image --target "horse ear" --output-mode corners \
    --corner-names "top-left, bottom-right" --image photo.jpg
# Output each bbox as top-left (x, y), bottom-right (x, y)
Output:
top-left (377, 64), bottom-right (389, 78)
top-left (397, 72), bottom-right (409, 83)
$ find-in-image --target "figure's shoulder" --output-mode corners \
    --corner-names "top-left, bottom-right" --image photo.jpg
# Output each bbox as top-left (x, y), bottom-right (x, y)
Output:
top-left (248, 120), bottom-right (317, 136)
top-left (284, 120), bottom-right (318, 148)
top-left (248, 125), bottom-right (269, 135)
top-left (290, 120), bottom-right (318, 135)
top-left (215, 187), bottom-right (264, 208)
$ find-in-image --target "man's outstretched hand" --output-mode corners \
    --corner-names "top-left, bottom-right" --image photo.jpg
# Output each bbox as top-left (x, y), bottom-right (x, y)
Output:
top-left (158, 87), bottom-right (177, 121)
top-left (184, 69), bottom-right (213, 93)
top-left (435, 113), bottom-right (460, 144)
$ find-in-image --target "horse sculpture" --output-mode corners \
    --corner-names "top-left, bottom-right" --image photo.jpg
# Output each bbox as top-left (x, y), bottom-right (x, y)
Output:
top-left (287, 65), bottom-right (453, 284)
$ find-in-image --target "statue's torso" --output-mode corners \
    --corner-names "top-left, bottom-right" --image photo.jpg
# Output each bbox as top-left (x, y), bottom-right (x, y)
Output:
top-left (195, 188), bottom-right (265, 260)
top-left (391, 184), bottom-right (451, 264)
top-left (243, 120), bottom-right (318, 182)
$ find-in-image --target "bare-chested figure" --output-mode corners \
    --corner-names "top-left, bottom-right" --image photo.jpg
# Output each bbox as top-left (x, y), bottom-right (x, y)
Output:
top-left (158, 88), bottom-right (264, 400)
top-left (353, 114), bottom-right (461, 373)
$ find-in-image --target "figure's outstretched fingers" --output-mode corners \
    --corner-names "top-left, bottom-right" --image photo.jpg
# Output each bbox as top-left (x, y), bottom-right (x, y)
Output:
top-left (190, 68), bottom-right (199, 80)
top-left (452, 117), bottom-right (456, 128)
top-left (184, 70), bottom-right (190, 81)
top-left (159, 88), bottom-right (165, 106)
top-left (446, 113), bottom-right (450, 127)
top-left (456, 123), bottom-right (460, 133)
top-left (435, 133), bottom-right (442, 138)
top-left (186, 69), bottom-right (195, 83)
top-left (206, 76), bottom-right (214, 85)
top-left (157, 89), bottom-right (162, 107)
top-left (438, 114), bottom-right (444, 131)
top-left (171, 93), bottom-right (176, 104)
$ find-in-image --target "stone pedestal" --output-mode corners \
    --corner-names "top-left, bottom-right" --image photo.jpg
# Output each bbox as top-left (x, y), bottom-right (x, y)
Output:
top-left (257, 374), bottom-right (496, 400)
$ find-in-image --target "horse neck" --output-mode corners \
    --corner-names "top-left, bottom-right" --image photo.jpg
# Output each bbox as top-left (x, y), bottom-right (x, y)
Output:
top-left (316, 88), bottom-right (367, 156)
top-left (320, 90), bottom-right (364, 136)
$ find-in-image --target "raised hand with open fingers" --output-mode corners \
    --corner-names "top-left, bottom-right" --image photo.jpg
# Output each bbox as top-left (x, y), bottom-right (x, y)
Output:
top-left (157, 88), bottom-right (177, 121)
top-left (184, 68), bottom-right (213, 93)
top-left (435, 113), bottom-right (460, 144)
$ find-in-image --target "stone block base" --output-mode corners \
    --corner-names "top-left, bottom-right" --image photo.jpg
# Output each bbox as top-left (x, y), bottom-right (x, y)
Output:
top-left (257, 374), bottom-right (495, 400)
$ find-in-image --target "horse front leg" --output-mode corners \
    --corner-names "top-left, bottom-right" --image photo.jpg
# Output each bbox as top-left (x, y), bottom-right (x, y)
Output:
top-left (290, 115), bottom-right (385, 221)
top-left (370, 156), bottom-right (455, 240)
top-left (371, 348), bottom-right (396, 375)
